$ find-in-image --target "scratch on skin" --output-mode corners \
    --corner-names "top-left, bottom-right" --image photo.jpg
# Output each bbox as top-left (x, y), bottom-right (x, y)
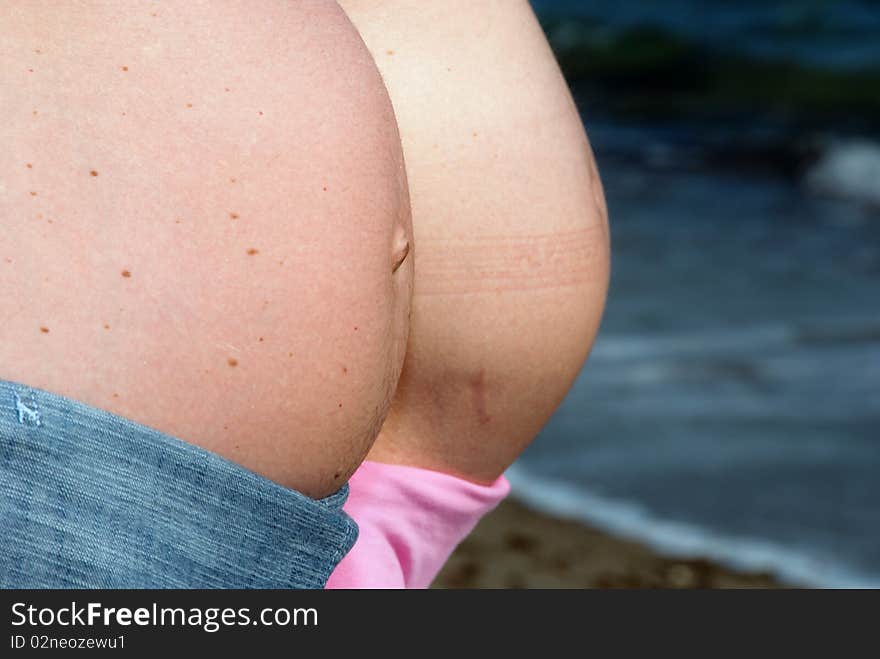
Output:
top-left (469, 369), bottom-right (492, 425)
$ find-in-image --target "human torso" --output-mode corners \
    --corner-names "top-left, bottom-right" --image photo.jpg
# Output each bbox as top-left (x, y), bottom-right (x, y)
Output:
top-left (0, 0), bottom-right (412, 497)
top-left (339, 0), bottom-right (611, 482)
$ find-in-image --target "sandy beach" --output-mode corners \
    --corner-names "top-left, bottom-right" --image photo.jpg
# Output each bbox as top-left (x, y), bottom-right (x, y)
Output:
top-left (434, 500), bottom-right (783, 589)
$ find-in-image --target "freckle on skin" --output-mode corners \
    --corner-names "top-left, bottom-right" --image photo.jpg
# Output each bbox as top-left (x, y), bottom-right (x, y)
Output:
top-left (353, 326), bottom-right (358, 331)
top-left (246, 248), bottom-right (259, 255)
top-left (288, 352), bottom-right (294, 358)
top-left (112, 393), bottom-right (119, 398)
top-left (30, 191), bottom-right (37, 197)
top-left (121, 66), bottom-right (128, 72)
top-left (386, 50), bottom-right (395, 56)
top-left (229, 177), bottom-right (236, 183)
top-left (40, 326), bottom-right (49, 333)
top-left (121, 269), bottom-right (131, 278)
top-left (258, 337), bottom-right (264, 342)
top-left (227, 357), bottom-right (238, 367)
top-left (90, 170), bottom-right (98, 177)
top-left (26, 163), bottom-right (32, 168)
top-left (229, 212), bottom-right (239, 220)
top-left (342, 367), bottom-right (348, 374)
top-left (103, 324), bottom-right (110, 330)
top-left (338, 403), bottom-right (343, 408)
top-left (186, 103), bottom-right (193, 108)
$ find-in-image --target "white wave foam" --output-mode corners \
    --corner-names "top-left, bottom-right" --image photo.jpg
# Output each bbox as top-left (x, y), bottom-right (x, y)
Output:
top-left (505, 464), bottom-right (880, 588)
top-left (805, 139), bottom-right (880, 208)
top-left (591, 324), bottom-right (792, 362)
top-left (591, 315), bottom-right (880, 363)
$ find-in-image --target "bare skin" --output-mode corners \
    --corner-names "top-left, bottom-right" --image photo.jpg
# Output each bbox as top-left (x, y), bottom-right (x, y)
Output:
top-left (0, 0), bottom-right (413, 499)
top-left (339, 0), bottom-right (611, 483)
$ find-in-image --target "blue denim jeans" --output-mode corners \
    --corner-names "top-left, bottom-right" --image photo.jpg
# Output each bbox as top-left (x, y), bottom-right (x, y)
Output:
top-left (0, 378), bottom-right (357, 588)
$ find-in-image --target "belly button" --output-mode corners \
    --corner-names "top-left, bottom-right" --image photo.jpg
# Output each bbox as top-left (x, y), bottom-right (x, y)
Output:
top-left (391, 225), bottom-right (410, 274)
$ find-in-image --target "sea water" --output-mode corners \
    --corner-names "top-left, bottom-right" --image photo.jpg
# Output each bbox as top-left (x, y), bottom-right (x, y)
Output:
top-left (516, 0), bottom-right (880, 587)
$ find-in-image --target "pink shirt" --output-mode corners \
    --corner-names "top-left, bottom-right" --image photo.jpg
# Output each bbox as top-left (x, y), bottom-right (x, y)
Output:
top-left (326, 460), bottom-right (510, 589)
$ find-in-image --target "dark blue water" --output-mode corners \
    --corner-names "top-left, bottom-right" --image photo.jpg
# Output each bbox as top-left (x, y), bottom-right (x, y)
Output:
top-left (515, 1), bottom-right (880, 586)
top-left (532, 0), bottom-right (880, 69)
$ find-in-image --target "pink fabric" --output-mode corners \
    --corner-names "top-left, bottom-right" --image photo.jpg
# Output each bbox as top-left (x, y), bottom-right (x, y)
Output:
top-left (325, 460), bottom-right (510, 589)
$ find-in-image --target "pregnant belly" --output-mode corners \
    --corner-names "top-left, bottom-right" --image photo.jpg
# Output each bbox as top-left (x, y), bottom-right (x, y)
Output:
top-left (0, 0), bottom-right (412, 498)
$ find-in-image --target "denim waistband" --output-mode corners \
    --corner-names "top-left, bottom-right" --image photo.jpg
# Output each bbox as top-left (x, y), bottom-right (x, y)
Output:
top-left (0, 378), bottom-right (357, 588)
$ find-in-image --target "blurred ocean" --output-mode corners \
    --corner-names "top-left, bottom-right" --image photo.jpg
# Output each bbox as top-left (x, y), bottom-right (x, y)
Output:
top-left (517, 0), bottom-right (880, 587)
